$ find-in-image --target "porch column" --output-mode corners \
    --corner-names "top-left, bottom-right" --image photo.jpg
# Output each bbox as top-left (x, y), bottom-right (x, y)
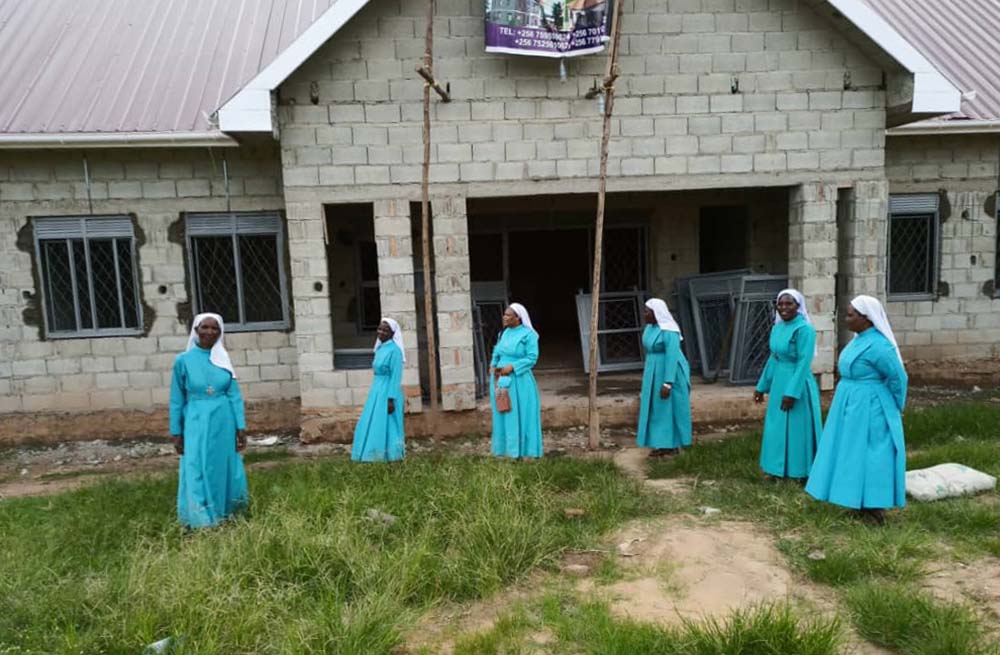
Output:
top-left (788, 183), bottom-right (838, 390)
top-left (285, 201), bottom-right (344, 410)
top-left (839, 180), bottom-right (889, 348)
top-left (374, 199), bottom-right (423, 413)
top-left (433, 195), bottom-right (476, 411)
top-left (844, 180), bottom-right (889, 298)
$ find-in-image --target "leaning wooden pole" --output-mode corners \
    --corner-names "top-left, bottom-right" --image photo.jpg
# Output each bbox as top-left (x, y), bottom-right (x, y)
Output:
top-left (420, 0), bottom-right (440, 411)
top-left (587, 0), bottom-right (625, 450)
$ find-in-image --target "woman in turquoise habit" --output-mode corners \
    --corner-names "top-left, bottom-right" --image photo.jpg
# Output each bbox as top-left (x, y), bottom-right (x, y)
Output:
top-left (753, 289), bottom-right (822, 480)
top-left (352, 317), bottom-right (406, 462)
top-left (169, 313), bottom-right (249, 529)
top-left (806, 295), bottom-right (908, 525)
top-left (490, 303), bottom-right (542, 459)
top-left (637, 298), bottom-right (691, 458)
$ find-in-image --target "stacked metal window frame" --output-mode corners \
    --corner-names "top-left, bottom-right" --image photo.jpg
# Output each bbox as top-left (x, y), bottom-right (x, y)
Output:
top-left (185, 212), bottom-right (290, 332)
top-left (728, 275), bottom-right (789, 385)
top-left (32, 215), bottom-right (142, 338)
top-left (471, 281), bottom-right (508, 398)
top-left (886, 193), bottom-right (940, 301)
top-left (674, 268), bottom-right (750, 373)
top-left (471, 304), bottom-right (489, 399)
top-left (575, 290), bottom-right (646, 374)
top-left (687, 273), bottom-right (744, 381)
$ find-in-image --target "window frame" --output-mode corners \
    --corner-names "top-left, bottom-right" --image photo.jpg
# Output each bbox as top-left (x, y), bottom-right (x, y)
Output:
top-left (185, 211), bottom-right (291, 333)
top-left (355, 239), bottom-right (381, 334)
top-left (886, 193), bottom-right (941, 302)
top-left (32, 215), bottom-right (144, 339)
top-left (994, 191), bottom-right (1000, 298)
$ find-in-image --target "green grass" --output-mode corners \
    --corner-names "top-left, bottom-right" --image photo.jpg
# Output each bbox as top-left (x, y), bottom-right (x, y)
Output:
top-left (0, 455), bottom-right (660, 655)
top-left (241, 448), bottom-right (294, 465)
top-left (452, 606), bottom-right (537, 655)
top-left (449, 595), bottom-right (844, 655)
top-left (846, 583), bottom-right (998, 655)
top-left (648, 402), bottom-right (1000, 562)
top-left (647, 402), bottom-right (1000, 654)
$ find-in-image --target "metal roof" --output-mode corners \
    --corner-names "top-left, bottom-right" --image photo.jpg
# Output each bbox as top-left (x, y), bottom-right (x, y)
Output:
top-left (861, 0), bottom-right (1000, 122)
top-left (0, 0), bottom-right (334, 137)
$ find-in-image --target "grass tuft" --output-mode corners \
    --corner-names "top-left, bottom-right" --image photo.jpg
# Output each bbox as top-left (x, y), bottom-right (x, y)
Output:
top-left (537, 594), bottom-right (843, 655)
top-left (846, 582), bottom-right (998, 655)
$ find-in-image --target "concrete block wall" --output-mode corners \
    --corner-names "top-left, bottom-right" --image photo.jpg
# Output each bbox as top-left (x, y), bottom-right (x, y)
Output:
top-left (276, 0), bottom-right (892, 412)
top-left (0, 146), bottom-right (297, 427)
top-left (885, 135), bottom-right (1000, 360)
top-left (647, 187), bottom-right (788, 301)
top-left (278, 0), bottom-right (889, 194)
top-left (788, 181), bottom-right (838, 389)
top-left (433, 195), bottom-right (477, 410)
top-left (374, 199), bottom-right (424, 411)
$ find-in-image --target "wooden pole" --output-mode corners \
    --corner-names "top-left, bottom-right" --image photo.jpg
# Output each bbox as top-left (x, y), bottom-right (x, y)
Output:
top-left (421, 0), bottom-right (440, 411)
top-left (587, 0), bottom-right (625, 450)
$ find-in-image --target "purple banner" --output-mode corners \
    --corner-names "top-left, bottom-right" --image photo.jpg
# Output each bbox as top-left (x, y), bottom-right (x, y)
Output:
top-left (484, 0), bottom-right (611, 58)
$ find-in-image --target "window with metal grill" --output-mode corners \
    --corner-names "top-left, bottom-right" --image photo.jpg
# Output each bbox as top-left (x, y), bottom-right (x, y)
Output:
top-left (33, 216), bottom-right (143, 338)
top-left (995, 193), bottom-right (1000, 295)
top-left (185, 212), bottom-right (290, 332)
top-left (887, 194), bottom-right (939, 300)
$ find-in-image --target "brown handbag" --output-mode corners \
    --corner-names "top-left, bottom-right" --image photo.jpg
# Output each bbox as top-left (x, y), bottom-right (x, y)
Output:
top-left (495, 385), bottom-right (512, 413)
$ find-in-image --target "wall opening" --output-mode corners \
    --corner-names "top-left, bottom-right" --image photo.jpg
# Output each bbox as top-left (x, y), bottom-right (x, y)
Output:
top-left (699, 206), bottom-right (749, 273)
top-left (324, 202), bottom-right (377, 368)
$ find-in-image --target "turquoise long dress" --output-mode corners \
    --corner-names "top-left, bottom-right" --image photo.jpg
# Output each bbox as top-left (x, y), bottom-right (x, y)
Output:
top-left (489, 325), bottom-right (543, 458)
top-left (637, 325), bottom-right (692, 449)
top-left (169, 347), bottom-right (249, 529)
top-left (351, 341), bottom-right (405, 462)
top-left (806, 328), bottom-right (908, 509)
top-left (755, 316), bottom-right (823, 478)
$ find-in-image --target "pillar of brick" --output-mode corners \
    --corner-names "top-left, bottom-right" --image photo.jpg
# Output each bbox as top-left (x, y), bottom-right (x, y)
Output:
top-left (788, 182), bottom-right (839, 390)
top-left (432, 195), bottom-right (477, 411)
top-left (284, 201), bottom-right (346, 409)
top-left (838, 180), bottom-right (889, 349)
top-left (844, 180), bottom-right (889, 298)
top-left (374, 198), bottom-right (423, 413)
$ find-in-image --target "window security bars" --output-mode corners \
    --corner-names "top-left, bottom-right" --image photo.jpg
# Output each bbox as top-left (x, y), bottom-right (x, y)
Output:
top-left (575, 291), bottom-right (646, 374)
top-left (33, 216), bottom-right (142, 338)
top-left (728, 275), bottom-right (790, 385)
top-left (887, 194), bottom-right (939, 300)
top-left (186, 213), bottom-right (290, 332)
top-left (995, 192), bottom-right (1000, 295)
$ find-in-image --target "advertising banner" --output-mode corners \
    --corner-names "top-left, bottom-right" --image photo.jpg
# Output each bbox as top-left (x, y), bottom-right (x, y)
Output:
top-left (484, 0), bottom-right (612, 58)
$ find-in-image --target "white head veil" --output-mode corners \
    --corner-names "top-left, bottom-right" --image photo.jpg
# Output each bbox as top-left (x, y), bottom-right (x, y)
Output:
top-left (774, 288), bottom-right (811, 324)
top-left (186, 312), bottom-right (236, 378)
top-left (850, 295), bottom-right (903, 364)
top-left (374, 317), bottom-right (406, 362)
top-left (644, 298), bottom-right (682, 340)
top-left (509, 303), bottom-right (537, 335)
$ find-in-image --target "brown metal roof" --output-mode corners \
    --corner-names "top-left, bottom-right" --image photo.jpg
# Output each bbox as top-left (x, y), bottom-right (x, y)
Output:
top-left (0, 0), bottom-right (334, 136)
top-left (861, 0), bottom-right (1000, 121)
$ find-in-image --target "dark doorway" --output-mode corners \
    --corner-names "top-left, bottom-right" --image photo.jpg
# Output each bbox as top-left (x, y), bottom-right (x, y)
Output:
top-left (699, 206), bottom-right (749, 273)
top-left (505, 229), bottom-right (591, 368)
